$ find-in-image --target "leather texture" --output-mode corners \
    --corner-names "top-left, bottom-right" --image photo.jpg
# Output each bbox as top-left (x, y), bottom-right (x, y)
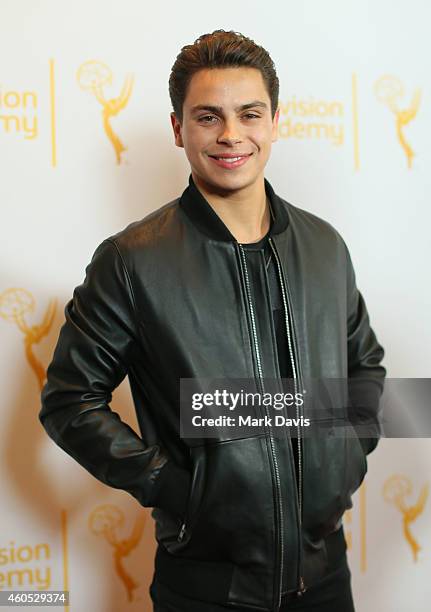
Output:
top-left (40, 174), bottom-right (385, 611)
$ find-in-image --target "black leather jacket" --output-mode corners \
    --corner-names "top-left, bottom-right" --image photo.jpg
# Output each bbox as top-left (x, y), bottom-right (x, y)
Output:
top-left (40, 174), bottom-right (385, 611)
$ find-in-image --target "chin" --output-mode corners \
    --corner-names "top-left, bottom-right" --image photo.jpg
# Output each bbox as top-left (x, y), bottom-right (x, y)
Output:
top-left (208, 177), bottom-right (253, 194)
top-left (199, 168), bottom-right (259, 192)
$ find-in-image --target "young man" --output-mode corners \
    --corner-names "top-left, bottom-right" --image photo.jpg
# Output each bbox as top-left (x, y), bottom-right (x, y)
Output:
top-left (40, 30), bottom-right (385, 611)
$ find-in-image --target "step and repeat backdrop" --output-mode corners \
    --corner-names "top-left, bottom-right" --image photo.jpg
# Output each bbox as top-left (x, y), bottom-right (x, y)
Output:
top-left (1, 1), bottom-right (430, 611)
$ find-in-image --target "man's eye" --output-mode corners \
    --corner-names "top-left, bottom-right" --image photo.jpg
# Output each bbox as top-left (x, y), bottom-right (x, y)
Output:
top-left (197, 113), bottom-right (260, 123)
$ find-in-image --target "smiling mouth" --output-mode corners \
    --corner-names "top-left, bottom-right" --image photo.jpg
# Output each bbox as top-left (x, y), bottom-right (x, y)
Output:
top-left (208, 153), bottom-right (253, 163)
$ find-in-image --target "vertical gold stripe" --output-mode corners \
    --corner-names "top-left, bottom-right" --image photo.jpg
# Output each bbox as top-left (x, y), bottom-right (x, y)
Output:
top-left (360, 482), bottom-right (367, 572)
top-left (49, 59), bottom-right (57, 167)
top-left (352, 73), bottom-right (360, 171)
top-left (61, 510), bottom-right (69, 612)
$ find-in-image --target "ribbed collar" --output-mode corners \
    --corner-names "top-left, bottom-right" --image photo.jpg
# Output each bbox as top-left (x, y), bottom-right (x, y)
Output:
top-left (179, 173), bottom-right (289, 242)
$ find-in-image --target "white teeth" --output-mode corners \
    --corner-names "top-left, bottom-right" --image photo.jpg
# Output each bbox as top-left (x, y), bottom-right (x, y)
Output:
top-left (216, 156), bottom-right (242, 162)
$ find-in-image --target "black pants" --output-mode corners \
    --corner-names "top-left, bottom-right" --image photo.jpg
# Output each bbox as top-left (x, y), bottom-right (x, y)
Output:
top-left (150, 553), bottom-right (355, 612)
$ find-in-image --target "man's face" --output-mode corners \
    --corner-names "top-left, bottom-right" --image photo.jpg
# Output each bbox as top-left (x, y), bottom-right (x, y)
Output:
top-left (171, 67), bottom-right (279, 195)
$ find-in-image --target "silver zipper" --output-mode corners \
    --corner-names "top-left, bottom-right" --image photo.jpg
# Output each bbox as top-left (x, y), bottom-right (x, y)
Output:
top-left (268, 237), bottom-right (306, 597)
top-left (177, 445), bottom-right (195, 542)
top-left (237, 243), bottom-right (284, 611)
top-left (177, 522), bottom-right (186, 542)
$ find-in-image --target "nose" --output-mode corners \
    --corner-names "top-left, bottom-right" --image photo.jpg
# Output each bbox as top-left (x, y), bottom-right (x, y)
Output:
top-left (217, 118), bottom-right (243, 146)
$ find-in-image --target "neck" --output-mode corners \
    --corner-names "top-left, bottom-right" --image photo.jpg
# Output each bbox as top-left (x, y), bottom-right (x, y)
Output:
top-left (191, 171), bottom-right (271, 243)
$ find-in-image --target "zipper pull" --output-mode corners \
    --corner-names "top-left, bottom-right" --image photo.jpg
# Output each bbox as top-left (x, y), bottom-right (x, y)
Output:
top-left (297, 576), bottom-right (306, 596)
top-left (177, 523), bottom-right (187, 542)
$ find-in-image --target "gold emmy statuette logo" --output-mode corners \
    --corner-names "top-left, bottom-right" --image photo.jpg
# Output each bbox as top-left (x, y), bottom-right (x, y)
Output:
top-left (0, 288), bottom-right (57, 390)
top-left (89, 505), bottom-right (146, 601)
top-left (383, 474), bottom-right (429, 561)
top-left (374, 76), bottom-right (421, 168)
top-left (76, 61), bottom-right (134, 164)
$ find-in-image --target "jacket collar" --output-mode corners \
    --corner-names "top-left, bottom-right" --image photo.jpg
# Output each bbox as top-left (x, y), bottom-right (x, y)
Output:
top-left (179, 173), bottom-right (289, 242)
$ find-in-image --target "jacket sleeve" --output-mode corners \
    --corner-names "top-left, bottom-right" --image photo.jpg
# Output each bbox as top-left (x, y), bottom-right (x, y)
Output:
top-left (344, 242), bottom-right (386, 455)
top-left (39, 238), bottom-right (191, 518)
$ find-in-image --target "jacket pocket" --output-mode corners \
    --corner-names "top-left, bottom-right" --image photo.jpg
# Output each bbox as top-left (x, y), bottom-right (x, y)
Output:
top-left (304, 426), bottom-right (368, 541)
top-left (344, 426), bottom-right (368, 501)
top-left (175, 452), bottom-right (202, 543)
top-left (302, 435), bottom-right (345, 540)
top-left (302, 426), bottom-right (367, 542)
top-left (165, 435), bottom-right (275, 567)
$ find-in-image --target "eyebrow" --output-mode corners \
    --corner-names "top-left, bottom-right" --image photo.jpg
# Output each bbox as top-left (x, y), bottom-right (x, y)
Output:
top-left (190, 100), bottom-right (268, 114)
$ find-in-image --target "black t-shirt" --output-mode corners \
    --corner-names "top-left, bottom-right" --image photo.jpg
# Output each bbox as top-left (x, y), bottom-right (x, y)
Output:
top-left (239, 230), bottom-right (299, 487)
top-left (240, 232), bottom-right (292, 381)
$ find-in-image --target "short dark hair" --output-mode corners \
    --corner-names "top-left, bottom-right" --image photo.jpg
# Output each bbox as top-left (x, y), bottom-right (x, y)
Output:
top-left (169, 29), bottom-right (279, 124)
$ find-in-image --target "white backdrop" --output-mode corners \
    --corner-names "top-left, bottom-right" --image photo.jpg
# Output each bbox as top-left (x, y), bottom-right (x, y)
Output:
top-left (1, 1), bottom-right (430, 610)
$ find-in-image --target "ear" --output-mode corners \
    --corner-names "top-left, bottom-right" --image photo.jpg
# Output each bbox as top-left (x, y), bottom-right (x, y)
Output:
top-left (170, 112), bottom-right (184, 148)
top-left (271, 106), bottom-right (280, 142)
